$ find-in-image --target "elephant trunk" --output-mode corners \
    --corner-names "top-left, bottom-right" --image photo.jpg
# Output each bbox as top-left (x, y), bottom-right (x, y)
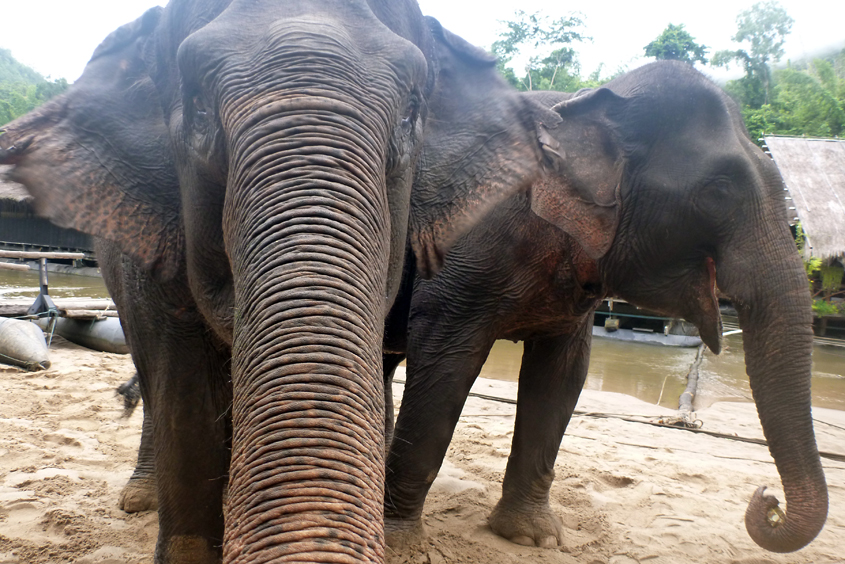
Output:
top-left (720, 220), bottom-right (827, 553)
top-left (221, 105), bottom-right (389, 563)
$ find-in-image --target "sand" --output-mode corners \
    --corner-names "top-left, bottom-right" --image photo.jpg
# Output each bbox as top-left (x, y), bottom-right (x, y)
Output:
top-left (0, 340), bottom-right (843, 563)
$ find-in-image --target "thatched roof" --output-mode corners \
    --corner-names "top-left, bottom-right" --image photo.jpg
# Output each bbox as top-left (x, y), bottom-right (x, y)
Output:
top-left (0, 165), bottom-right (32, 204)
top-left (763, 136), bottom-right (845, 260)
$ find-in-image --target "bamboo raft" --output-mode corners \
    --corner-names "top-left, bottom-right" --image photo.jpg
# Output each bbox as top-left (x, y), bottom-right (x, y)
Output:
top-left (0, 251), bottom-right (127, 360)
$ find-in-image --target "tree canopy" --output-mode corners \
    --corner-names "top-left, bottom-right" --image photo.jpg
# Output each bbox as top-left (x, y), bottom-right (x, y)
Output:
top-left (644, 24), bottom-right (708, 65)
top-left (741, 52), bottom-right (845, 141)
top-left (491, 10), bottom-right (594, 92)
top-left (712, 1), bottom-right (794, 106)
top-left (0, 49), bottom-right (68, 126)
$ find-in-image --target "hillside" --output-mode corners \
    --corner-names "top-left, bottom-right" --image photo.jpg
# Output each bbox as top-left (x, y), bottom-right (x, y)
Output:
top-left (0, 49), bottom-right (67, 126)
top-left (0, 47), bottom-right (46, 84)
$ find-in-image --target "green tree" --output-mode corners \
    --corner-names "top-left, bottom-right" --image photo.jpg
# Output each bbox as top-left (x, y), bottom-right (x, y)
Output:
top-left (644, 24), bottom-right (708, 65)
top-left (712, 1), bottom-right (794, 107)
top-left (491, 10), bottom-right (590, 91)
top-left (0, 50), bottom-right (68, 126)
top-left (741, 59), bottom-right (845, 142)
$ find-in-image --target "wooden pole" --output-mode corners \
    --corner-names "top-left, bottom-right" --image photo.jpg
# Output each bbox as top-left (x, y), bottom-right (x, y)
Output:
top-left (0, 250), bottom-right (86, 260)
top-left (63, 309), bottom-right (120, 319)
top-left (0, 299), bottom-right (116, 317)
top-left (0, 262), bottom-right (31, 271)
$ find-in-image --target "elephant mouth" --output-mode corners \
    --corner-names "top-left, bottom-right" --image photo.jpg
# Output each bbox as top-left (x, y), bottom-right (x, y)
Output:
top-left (691, 256), bottom-right (723, 354)
top-left (0, 134), bottom-right (34, 164)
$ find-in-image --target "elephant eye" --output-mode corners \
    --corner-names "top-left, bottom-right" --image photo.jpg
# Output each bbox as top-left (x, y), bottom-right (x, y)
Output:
top-left (193, 96), bottom-right (207, 117)
top-left (695, 178), bottom-right (738, 216)
top-left (401, 96), bottom-right (419, 129)
top-left (188, 94), bottom-right (212, 137)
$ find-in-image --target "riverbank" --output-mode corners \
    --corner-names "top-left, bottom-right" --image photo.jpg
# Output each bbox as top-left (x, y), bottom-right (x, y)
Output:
top-left (0, 342), bottom-right (843, 563)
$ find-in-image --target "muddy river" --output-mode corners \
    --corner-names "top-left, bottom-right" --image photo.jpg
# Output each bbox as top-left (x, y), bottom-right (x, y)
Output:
top-left (480, 335), bottom-right (845, 411)
top-left (4, 268), bottom-right (844, 411)
top-left (0, 268), bottom-right (110, 299)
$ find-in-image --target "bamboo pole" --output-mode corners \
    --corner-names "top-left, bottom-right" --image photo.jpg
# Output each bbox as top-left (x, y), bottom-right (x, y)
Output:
top-left (63, 309), bottom-right (120, 319)
top-left (0, 262), bottom-right (31, 271)
top-left (0, 250), bottom-right (86, 260)
top-left (0, 299), bottom-right (116, 317)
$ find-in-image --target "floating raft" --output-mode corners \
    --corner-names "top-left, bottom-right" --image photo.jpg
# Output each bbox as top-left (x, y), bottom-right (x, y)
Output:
top-left (592, 326), bottom-right (703, 348)
top-left (0, 299), bottom-right (127, 356)
top-left (36, 316), bottom-right (128, 354)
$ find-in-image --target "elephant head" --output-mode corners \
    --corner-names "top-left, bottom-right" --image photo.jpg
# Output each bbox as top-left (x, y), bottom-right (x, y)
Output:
top-left (0, 7), bottom-right (182, 278)
top-left (526, 61), bottom-right (826, 552)
top-left (0, 3), bottom-right (530, 561)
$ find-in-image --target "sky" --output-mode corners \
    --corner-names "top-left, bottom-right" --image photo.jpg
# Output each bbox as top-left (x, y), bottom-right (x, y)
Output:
top-left (2, 1), bottom-right (844, 84)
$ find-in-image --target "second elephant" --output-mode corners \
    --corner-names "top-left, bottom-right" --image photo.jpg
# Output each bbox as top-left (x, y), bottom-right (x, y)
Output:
top-left (383, 61), bottom-right (827, 554)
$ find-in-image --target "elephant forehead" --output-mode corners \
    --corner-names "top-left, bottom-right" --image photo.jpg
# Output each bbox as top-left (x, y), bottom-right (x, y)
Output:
top-left (176, 2), bottom-right (426, 91)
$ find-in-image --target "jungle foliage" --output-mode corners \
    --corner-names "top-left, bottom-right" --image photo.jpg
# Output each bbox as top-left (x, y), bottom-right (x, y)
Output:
top-left (710, 2), bottom-right (845, 141)
top-left (643, 24), bottom-right (708, 65)
top-left (490, 11), bottom-right (603, 92)
top-left (0, 48), bottom-right (68, 126)
top-left (492, 4), bottom-right (844, 144)
top-left (795, 224), bottom-right (844, 317)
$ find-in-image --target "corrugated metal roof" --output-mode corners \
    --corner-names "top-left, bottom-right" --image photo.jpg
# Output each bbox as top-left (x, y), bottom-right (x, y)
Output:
top-left (763, 136), bottom-right (845, 259)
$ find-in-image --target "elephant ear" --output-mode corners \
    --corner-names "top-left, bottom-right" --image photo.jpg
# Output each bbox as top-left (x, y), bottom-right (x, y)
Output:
top-left (89, 6), bottom-right (162, 62)
top-left (529, 88), bottom-right (627, 260)
top-left (1, 7), bottom-right (183, 280)
top-left (410, 18), bottom-right (544, 278)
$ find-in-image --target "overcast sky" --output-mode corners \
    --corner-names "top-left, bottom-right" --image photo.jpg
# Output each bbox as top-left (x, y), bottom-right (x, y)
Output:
top-left (2, 1), bottom-right (843, 83)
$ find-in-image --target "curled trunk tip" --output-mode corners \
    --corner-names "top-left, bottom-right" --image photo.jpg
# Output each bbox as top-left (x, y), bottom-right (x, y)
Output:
top-left (745, 485), bottom-right (828, 553)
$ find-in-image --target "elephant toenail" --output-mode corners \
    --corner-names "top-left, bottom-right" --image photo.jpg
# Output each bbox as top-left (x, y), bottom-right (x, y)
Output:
top-left (538, 536), bottom-right (559, 548)
top-left (510, 535), bottom-right (536, 547)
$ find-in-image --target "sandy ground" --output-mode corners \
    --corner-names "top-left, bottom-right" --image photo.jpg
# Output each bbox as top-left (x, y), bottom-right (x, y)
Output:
top-left (0, 340), bottom-right (843, 563)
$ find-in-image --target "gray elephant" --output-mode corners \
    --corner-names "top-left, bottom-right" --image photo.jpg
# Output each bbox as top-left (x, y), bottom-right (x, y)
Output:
top-left (382, 61), bottom-right (827, 554)
top-left (0, 5), bottom-right (543, 563)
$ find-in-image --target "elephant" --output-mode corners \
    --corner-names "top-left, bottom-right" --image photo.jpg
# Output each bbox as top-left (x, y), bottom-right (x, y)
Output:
top-left (114, 373), bottom-right (157, 512)
top-left (381, 61), bottom-right (828, 554)
top-left (0, 5), bottom-right (547, 563)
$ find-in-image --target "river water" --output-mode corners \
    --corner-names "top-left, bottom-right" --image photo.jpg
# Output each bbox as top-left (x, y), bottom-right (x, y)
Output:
top-left (0, 268), bottom-right (111, 299)
top-left (481, 335), bottom-right (845, 411)
top-left (4, 269), bottom-right (844, 411)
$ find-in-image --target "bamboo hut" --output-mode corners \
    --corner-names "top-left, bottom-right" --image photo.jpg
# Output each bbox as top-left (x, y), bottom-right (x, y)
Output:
top-left (763, 136), bottom-right (845, 260)
top-left (763, 136), bottom-right (845, 340)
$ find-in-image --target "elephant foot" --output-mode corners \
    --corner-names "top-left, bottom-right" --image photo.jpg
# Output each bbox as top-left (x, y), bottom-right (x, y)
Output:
top-left (156, 535), bottom-right (221, 564)
top-left (385, 516), bottom-right (427, 550)
top-left (488, 499), bottom-right (562, 548)
top-left (118, 477), bottom-right (158, 513)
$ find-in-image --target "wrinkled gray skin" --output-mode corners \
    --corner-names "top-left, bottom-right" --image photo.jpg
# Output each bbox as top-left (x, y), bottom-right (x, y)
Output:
top-left (113, 373), bottom-right (157, 512)
top-left (0, 6), bottom-right (537, 563)
top-left (382, 62), bottom-right (827, 554)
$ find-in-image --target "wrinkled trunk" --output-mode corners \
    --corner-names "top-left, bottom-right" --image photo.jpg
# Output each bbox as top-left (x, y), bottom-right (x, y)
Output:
top-left (720, 221), bottom-right (827, 553)
top-left (221, 106), bottom-right (389, 563)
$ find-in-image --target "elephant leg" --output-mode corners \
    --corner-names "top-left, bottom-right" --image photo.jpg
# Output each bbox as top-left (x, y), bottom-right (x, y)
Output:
top-left (119, 401), bottom-right (157, 513)
top-left (115, 284), bottom-right (230, 562)
top-left (384, 329), bottom-right (494, 543)
top-left (488, 320), bottom-right (592, 548)
top-left (383, 353), bottom-right (406, 453)
top-left (142, 333), bottom-right (231, 564)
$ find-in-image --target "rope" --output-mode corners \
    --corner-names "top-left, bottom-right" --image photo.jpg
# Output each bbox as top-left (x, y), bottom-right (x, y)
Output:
top-left (391, 378), bottom-right (845, 464)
